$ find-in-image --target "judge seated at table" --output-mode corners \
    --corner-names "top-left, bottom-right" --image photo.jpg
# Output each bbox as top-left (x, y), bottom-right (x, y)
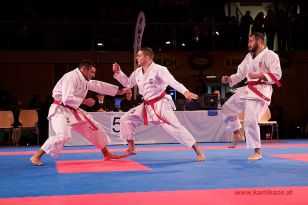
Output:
top-left (120, 88), bottom-right (139, 112)
top-left (93, 93), bottom-right (115, 112)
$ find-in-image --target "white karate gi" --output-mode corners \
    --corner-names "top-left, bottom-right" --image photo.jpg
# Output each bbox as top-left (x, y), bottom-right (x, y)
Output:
top-left (222, 48), bottom-right (282, 148)
top-left (41, 68), bottom-right (119, 157)
top-left (114, 62), bottom-right (196, 147)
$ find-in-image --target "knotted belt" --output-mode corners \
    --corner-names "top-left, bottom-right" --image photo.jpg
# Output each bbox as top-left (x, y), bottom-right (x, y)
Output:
top-left (53, 100), bottom-right (98, 131)
top-left (247, 72), bottom-right (282, 102)
top-left (143, 91), bottom-right (171, 126)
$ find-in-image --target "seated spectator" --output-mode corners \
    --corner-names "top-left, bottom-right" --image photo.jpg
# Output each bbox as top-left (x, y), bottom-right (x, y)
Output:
top-left (213, 89), bottom-right (225, 108)
top-left (93, 93), bottom-right (115, 112)
top-left (120, 88), bottom-right (138, 112)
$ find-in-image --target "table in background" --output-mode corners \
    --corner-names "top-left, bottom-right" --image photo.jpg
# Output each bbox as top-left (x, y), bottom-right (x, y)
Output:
top-left (64, 110), bottom-right (231, 146)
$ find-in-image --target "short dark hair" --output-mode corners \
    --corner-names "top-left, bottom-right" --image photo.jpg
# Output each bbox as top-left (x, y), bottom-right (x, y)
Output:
top-left (78, 60), bottom-right (96, 70)
top-left (250, 32), bottom-right (265, 42)
top-left (139, 47), bottom-right (154, 59)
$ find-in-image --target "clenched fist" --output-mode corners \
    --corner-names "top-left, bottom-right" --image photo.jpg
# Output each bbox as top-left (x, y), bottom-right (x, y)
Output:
top-left (248, 71), bottom-right (264, 79)
top-left (112, 62), bottom-right (121, 74)
top-left (221, 76), bottom-right (231, 84)
top-left (82, 98), bottom-right (96, 107)
top-left (117, 88), bottom-right (131, 95)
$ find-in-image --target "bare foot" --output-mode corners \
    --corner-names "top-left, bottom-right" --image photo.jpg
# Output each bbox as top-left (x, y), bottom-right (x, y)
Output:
top-left (228, 144), bottom-right (236, 148)
top-left (104, 153), bottom-right (120, 161)
top-left (197, 153), bottom-right (205, 162)
top-left (118, 152), bottom-right (131, 158)
top-left (119, 149), bottom-right (138, 158)
top-left (248, 153), bottom-right (262, 160)
top-left (228, 133), bottom-right (245, 148)
top-left (127, 149), bottom-right (137, 155)
top-left (30, 156), bottom-right (43, 166)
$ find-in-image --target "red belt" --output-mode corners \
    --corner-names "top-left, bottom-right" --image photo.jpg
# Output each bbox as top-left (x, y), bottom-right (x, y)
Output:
top-left (247, 82), bottom-right (270, 102)
top-left (247, 72), bottom-right (282, 102)
top-left (267, 72), bottom-right (282, 88)
top-left (143, 91), bottom-right (171, 126)
top-left (53, 100), bottom-right (98, 131)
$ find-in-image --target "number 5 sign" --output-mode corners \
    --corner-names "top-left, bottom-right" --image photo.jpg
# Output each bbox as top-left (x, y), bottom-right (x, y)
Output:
top-left (110, 114), bottom-right (122, 135)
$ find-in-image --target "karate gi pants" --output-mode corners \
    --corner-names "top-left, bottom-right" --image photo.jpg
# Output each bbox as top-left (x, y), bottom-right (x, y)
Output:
top-left (221, 89), bottom-right (268, 148)
top-left (119, 96), bottom-right (196, 148)
top-left (41, 112), bottom-right (111, 157)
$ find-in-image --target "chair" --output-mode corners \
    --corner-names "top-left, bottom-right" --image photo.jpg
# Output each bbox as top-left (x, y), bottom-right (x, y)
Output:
top-left (237, 109), bottom-right (279, 142)
top-left (238, 113), bottom-right (245, 138)
top-left (258, 108), bottom-right (279, 142)
top-left (17, 109), bottom-right (40, 145)
top-left (0, 111), bottom-right (14, 145)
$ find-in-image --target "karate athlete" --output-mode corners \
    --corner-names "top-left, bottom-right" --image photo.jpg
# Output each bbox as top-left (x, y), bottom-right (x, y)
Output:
top-left (113, 47), bottom-right (205, 162)
top-left (221, 32), bottom-right (282, 160)
top-left (30, 60), bottom-right (126, 166)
